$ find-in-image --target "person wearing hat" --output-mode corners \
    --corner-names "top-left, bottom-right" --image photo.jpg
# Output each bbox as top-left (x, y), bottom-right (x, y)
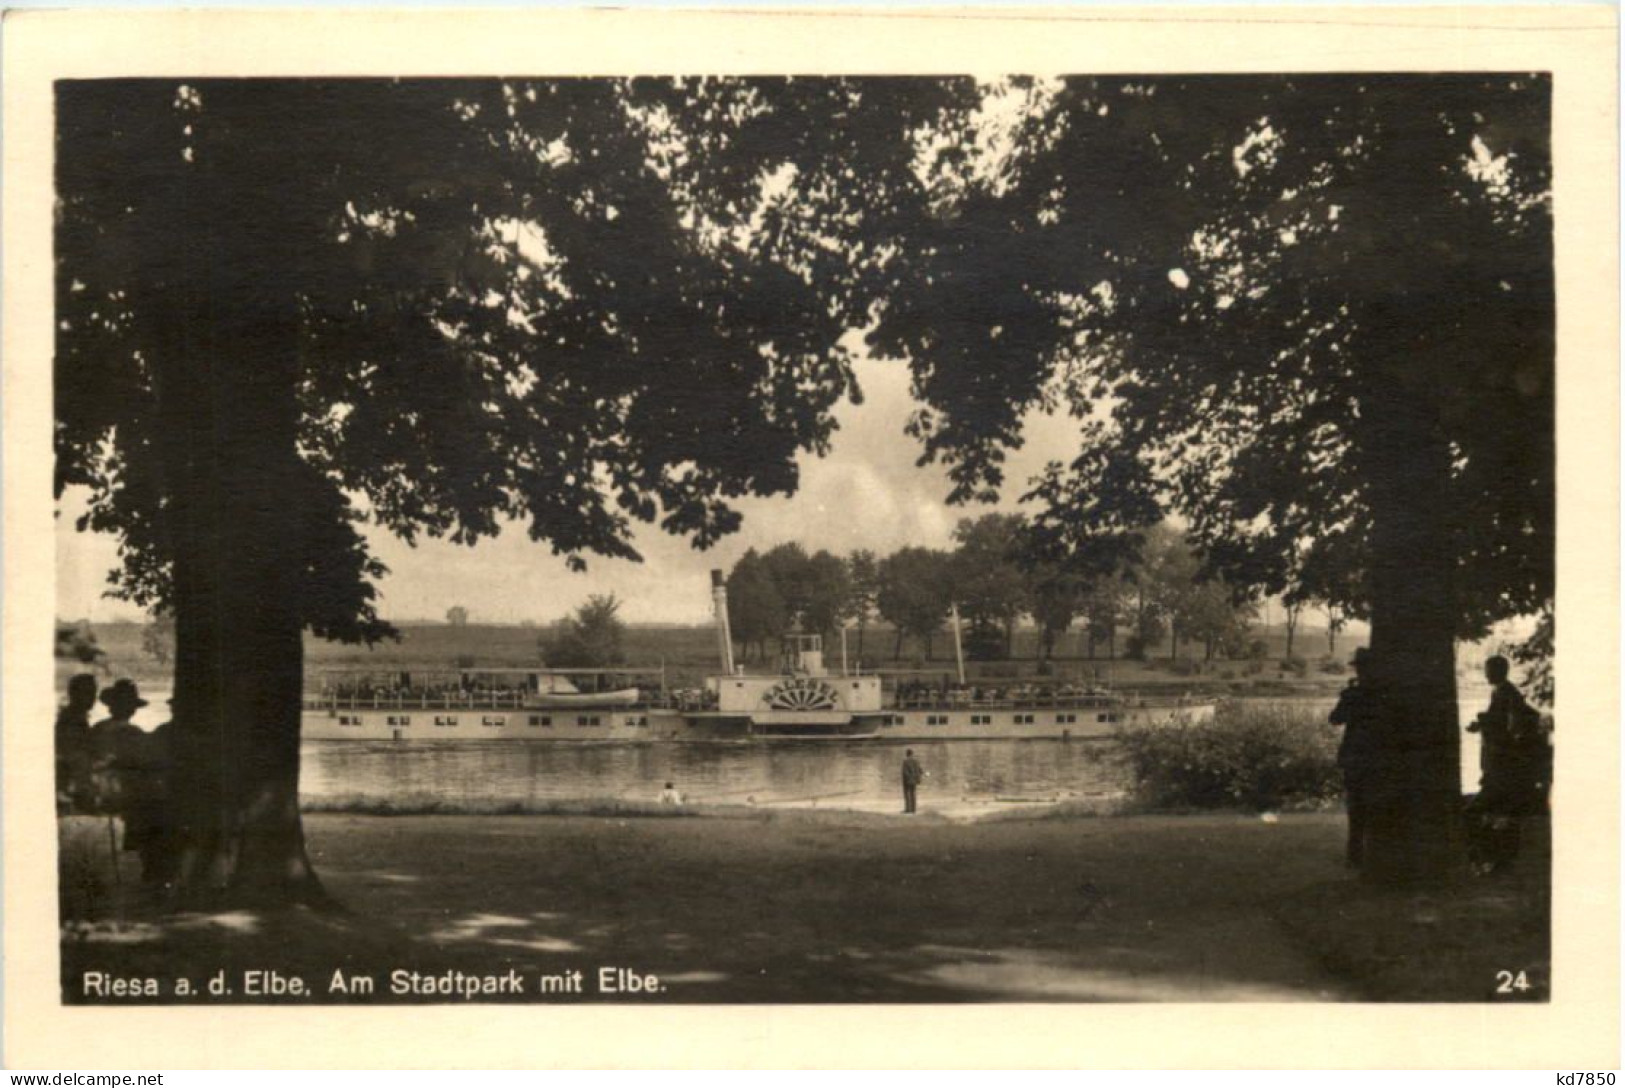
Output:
top-left (89, 679), bottom-right (148, 766)
top-left (1329, 648), bottom-right (1380, 868)
top-left (89, 680), bottom-right (171, 884)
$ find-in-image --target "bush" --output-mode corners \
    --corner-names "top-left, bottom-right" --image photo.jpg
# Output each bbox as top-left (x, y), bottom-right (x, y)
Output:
top-left (1280, 656), bottom-right (1308, 677)
top-left (1115, 702), bottom-right (1343, 811)
top-left (1320, 658), bottom-right (1347, 675)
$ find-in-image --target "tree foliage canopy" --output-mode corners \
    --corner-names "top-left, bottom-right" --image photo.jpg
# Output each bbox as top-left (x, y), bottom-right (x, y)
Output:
top-left (949, 513), bottom-right (1031, 633)
top-left (872, 75), bottom-right (1552, 635)
top-left (875, 546), bottom-right (954, 648)
top-left (545, 593), bottom-right (628, 669)
top-left (725, 548), bottom-right (785, 657)
top-left (56, 78), bottom-right (969, 643)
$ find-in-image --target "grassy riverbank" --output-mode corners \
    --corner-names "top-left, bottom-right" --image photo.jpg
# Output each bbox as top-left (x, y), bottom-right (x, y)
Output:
top-left (60, 809), bottom-right (1547, 1004)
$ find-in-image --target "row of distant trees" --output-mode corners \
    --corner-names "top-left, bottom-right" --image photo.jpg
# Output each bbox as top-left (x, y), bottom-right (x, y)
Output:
top-left (134, 545), bottom-right (1346, 673)
top-left (722, 515), bottom-right (1351, 666)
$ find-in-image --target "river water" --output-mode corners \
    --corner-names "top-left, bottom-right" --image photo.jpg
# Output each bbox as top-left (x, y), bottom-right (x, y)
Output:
top-left (299, 736), bottom-right (1129, 816)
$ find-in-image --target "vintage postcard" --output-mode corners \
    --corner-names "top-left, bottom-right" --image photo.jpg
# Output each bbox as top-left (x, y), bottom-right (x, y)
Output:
top-left (3, 5), bottom-right (1618, 1070)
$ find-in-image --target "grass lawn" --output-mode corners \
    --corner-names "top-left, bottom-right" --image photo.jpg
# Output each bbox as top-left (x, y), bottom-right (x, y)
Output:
top-left (60, 809), bottom-right (1548, 1004)
top-left (1274, 817), bottom-right (1551, 1001)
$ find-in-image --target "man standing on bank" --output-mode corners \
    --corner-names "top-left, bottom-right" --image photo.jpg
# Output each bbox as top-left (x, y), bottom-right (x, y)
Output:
top-left (1329, 647), bottom-right (1381, 869)
top-left (900, 749), bottom-right (924, 815)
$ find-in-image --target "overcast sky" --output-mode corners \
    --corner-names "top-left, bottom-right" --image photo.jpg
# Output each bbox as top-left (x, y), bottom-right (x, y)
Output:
top-left (56, 350), bottom-right (1086, 626)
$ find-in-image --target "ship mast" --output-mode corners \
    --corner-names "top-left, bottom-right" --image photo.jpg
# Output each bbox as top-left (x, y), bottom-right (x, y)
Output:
top-left (950, 601), bottom-right (966, 687)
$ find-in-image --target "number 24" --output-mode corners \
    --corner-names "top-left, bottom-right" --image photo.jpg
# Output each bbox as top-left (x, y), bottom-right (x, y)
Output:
top-left (1495, 969), bottom-right (1532, 993)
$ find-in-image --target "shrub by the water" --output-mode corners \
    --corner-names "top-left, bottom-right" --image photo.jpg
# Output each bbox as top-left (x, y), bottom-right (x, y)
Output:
top-left (1116, 702), bottom-right (1343, 811)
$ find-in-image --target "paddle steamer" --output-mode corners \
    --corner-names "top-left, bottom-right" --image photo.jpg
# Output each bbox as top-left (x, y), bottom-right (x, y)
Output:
top-left (302, 572), bottom-right (1214, 742)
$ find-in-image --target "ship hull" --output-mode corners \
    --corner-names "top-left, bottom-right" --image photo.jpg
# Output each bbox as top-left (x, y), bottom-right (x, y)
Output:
top-left (302, 705), bottom-right (686, 743)
top-left (301, 700), bottom-right (1211, 742)
top-left (875, 700), bottom-right (1212, 740)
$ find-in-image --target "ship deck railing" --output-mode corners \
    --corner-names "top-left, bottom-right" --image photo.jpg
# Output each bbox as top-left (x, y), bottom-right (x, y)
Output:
top-left (303, 691), bottom-right (687, 712)
top-left (304, 691), bottom-right (1199, 713)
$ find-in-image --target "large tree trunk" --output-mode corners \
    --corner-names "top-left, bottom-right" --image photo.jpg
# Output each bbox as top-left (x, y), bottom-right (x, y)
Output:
top-left (154, 303), bottom-right (327, 908)
top-left (1361, 399), bottom-right (1462, 886)
top-left (148, 124), bottom-right (329, 908)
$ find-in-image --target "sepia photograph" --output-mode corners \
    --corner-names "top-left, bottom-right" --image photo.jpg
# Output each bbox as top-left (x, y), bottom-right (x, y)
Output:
top-left (3, 5), bottom-right (1617, 1071)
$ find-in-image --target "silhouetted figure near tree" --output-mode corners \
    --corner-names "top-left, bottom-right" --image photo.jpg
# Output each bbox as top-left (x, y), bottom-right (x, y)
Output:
top-left (1329, 648), bottom-right (1381, 869)
top-left (89, 680), bottom-right (171, 886)
top-left (57, 673), bottom-right (106, 920)
top-left (1465, 656), bottom-right (1548, 875)
top-left (141, 715), bottom-right (178, 886)
top-left (55, 673), bottom-right (98, 815)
